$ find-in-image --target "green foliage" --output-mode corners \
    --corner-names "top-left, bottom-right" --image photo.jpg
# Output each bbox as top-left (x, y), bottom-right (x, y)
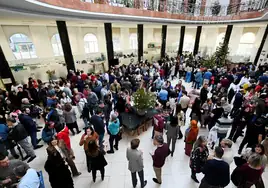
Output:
top-left (201, 55), bottom-right (217, 69)
top-left (215, 41), bottom-right (229, 66)
top-left (133, 88), bottom-right (156, 110)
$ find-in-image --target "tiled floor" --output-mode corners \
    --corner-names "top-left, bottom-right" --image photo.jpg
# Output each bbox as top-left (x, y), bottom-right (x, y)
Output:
top-left (25, 81), bottom-right (268, 188)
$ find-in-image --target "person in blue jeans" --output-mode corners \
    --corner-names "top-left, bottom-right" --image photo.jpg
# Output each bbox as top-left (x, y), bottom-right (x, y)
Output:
top-left (107, 113), bottom-right (120, 154)
top-left (90, 108), bottom-right (105, 154)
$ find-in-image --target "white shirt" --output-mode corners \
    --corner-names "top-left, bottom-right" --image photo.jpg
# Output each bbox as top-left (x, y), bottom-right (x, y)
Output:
top-left (18, 168), bottom-right (40, 188)
top-left (222, 148), bottom-right (234, 165)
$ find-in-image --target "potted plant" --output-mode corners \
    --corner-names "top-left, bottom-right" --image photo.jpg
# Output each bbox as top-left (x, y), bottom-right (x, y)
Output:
top-left (46, 70), bottom-right (56, 81)
top-left (133, 88), bottom-right (156, 116)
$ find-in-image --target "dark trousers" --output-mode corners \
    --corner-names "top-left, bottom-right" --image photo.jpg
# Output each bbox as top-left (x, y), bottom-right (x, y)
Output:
top-left (131, 170), bottom-right (145, 187)
top-left (92, 167), bottom-right (105, 181)
top-left (109, 134), bottom-right (119, 152)
top-left (66, 122), bottom-right (79, 135)
top-left (228, 124), bottom-right (243, 142)
top-left (29, 131), bottom-right (37, 148)
top-left (199, 179), bottom-right (223, 188)
top-left (238, 135), bottom-right (250, 152)
top-left (182, 107), bottom-right (188, 124)
top-left (66, 157), bottom-right (80, 176)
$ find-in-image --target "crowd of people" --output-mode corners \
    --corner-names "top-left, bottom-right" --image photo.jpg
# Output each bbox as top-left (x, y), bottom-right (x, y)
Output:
top-left (0, 54), bottom-right (268, 188)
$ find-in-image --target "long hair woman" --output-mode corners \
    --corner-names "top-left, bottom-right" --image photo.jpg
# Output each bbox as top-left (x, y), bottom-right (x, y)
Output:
top-left (79, 126), bottom-right (99, 172)
top-left (189, 136), bottom-right (209, 183)
top-left (63, 103), bottom-right (81, 135)
top-left (44, 139), bottom-right (74, 188)
top-left (86, 140), bottom-right (107, 182)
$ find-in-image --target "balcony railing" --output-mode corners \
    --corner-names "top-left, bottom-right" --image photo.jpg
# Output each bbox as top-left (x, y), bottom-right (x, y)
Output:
top-left (81, 0), bottom-right (268, 17)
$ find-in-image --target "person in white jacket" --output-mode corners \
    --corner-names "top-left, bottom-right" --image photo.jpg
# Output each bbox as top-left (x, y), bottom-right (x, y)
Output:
top-left (220, 139), bottom-right (234, 165)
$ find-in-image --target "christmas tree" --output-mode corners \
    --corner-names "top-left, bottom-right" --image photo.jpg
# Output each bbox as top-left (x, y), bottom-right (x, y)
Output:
top-left (214, 40), bottom-right (229, 66)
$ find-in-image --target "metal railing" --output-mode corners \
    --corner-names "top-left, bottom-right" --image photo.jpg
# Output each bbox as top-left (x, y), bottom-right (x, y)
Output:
top-left (81, 0), bottom-right (268, 17)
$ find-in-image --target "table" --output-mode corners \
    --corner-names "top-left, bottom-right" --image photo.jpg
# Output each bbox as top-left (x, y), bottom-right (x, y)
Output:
top-left (121, 109), bottom-right (159, 136)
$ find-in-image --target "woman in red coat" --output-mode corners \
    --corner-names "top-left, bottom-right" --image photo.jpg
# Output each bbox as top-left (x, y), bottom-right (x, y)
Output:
top-left (56, 125), bottom-right (73, 156)
top-left (184, 120), bottom-right (199, 156)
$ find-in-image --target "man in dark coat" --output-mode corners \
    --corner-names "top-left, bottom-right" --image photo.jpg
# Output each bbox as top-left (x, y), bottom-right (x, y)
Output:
top-left (200, 83), bottom-right (208, 105)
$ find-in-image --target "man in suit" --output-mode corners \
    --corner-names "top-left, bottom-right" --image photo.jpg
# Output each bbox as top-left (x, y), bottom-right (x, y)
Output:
top-left (90, 108), bottom-right (105, 153)
top-left (126, 139), bottom-right (147, 188)
top-left (199, 146), bottom-right (230, 188)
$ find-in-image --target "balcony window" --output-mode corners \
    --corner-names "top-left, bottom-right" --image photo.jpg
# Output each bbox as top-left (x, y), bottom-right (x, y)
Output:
top-left (84, 33), bottom-right (99, 53)
top-left (113, 36), bottom-right (121, 51)
top-left (9, 33), bottom-right (37, 59)
top-left (51, 34), bottom-right (63, 56)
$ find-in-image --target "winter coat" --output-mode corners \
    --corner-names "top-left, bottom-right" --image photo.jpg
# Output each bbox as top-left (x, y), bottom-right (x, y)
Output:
top-left (18, 114), bottom-right (37, 133)
top-left (190, 146), bottom-right (209, 173)
top-left (8, 123), bottom-right (29, 142)
top-left (63, 108), bottom-right (77, 124)
top-left (56, 126), bottom-right (71, 150)
top-left (44, 149), bottom-right (74, 188)
top-left (42, 127), bottom-right (56, 144)
top-left (108, 118), bottom-right (120, 135)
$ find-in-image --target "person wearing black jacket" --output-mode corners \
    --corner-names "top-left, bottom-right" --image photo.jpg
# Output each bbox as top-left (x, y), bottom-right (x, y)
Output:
top-left (6, 118), bottom-right (36, 163)
top-left (90, 108), bottom-right (105, 153)
top-left (199, 146), bottom-right (230, 188)
top-left (200, 83), bottom-right (209, 105)
top-left (18, 110), bottom-right (43, 150)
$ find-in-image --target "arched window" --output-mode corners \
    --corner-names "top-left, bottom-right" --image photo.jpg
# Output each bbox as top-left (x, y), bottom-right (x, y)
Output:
top-left (183, 34), bottom-right (195, 52)
top-left (215, 33), bottom-right (225, 49)
top-left (237, 32), bottom-right (256, 57)
top-left (51, 34), bottom-right (63, 56)
top-left (84, 33), bottom-right (98, 53)
top-left (9, 33), bottom-right (37, 59)
top-left (130, 33), bottom-right (138, 50)
top-left (113, 37), bottom-right (121, 51)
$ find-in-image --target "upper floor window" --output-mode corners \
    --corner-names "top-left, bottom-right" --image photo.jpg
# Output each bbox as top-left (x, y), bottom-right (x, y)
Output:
top-left (130, 33), bottom-right (138, 50)
top-left (237, 32), bottom-right (256, 57)
top-left (51, 34), bottom-right (63, 56)
top-left (9, 33), bottom-right (37, 59)
top-left (84, 33), bottom-right (99, 53)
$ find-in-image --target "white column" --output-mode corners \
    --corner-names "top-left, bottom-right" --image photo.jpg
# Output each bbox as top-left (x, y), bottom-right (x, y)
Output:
top-left (97, 27), bottom-right (107, 54)
top-left (228, 26), bottom-right (243, 56)
top-left (252, 27), bottom-right (266, 62)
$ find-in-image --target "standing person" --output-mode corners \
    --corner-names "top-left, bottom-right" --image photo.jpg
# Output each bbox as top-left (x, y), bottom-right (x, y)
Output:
top-left (201, 98), bottom-right (213, 128)
top-left (220, 139), bottom-right (234, 165)
top-left (214, 111), bottom-right (233, 144)
top-left (90, 108), bottom-right (105, 153)
top-left (87, 89), bottom-right (99, 116)
top-left (179, 90), bottom-right (190, 120)
top-left (13, 165), bottom-right (40, 188)
top-left (199, 146), bottom-right (230, 188)
top-left (194, 69), bottom-right (203, 89)
top-left (230, 89), bottom-right (244, 117)
top-left (42, 121), bottom-right (56, 144)
top-left (18, 109), bottom-right (43, 149)
top-left (158, 86), bottom-right (168, 109)
top-left (208, 102), bottom-right (224, 130)
top-left (200, 83), bottom-right (208, 105)
top-left (44, 143), bottom-right (74, 188)
top-left (63, 103), bottom-right (81, 135)
top-left (190, 98), bottom-right (202, 123)
top-left (107, 113), bottom-right (120, 154)
top-left (166, 113), bottom-right (179, 157)
top-left (184, 120), bottom-right (199, 156)
top-left (110, 79), bottom-right (121, 104)
top-left (60, 92), bottom-right (72, 106)
top-left (6, 118), bottom-right (36, 163)
top-left (79, 126), bottom-right (99, 172)
top-left (86, 140), bottom-right (107, 182)
top-left (126, 139), bottom-right (147, 188)
top-left (190, 136), bottom-right (209, 183)
top-left (150, 135), bottom-right (170, 184)
top-left (63, 83), bottom-right (73, 99)
top-left (231, 153), bottom-right (264, 188)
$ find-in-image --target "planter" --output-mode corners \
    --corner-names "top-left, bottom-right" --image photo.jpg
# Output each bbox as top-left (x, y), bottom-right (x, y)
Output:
top-left (136, 109), bottom-right (147, 116)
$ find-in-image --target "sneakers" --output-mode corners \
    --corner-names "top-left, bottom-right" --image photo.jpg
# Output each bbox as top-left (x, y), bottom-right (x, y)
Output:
top-left (27, 156), bottom-right (36, 163)
top-left (152, 178), bottom-right (161, 184)
top-left (107, 150), bottom-right (114, 154)
top-left (73, 172), bottom-right (82, 177)
top-left (142, 180), bottom-right (147, 187)
top-left (34, 145), bottom-right (43, 150)
top-left (191, 175), bottom-right (199, 183)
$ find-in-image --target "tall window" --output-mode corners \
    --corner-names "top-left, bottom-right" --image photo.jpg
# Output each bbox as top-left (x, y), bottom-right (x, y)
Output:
top-left (215, 33), bottom-right (225, 49)
top-left (237, 32), bottom-right (256, 57)
top-left (183, 34), bottom-right (195, 52)
top-left (113, 37), bottom-right (121, 51)
top-left (130, 33), bottom-right (138, 50)
top-left (84, 33), bottom-right (98, 53)
top-left (51, 34), bottom-right (63, 56)
top-left (9, 33), bottom-right (37, 59)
